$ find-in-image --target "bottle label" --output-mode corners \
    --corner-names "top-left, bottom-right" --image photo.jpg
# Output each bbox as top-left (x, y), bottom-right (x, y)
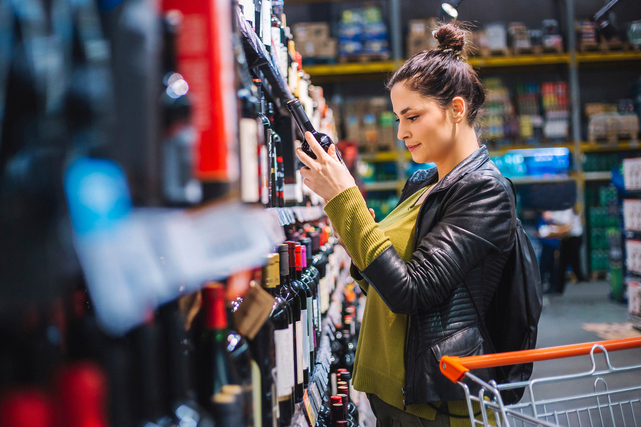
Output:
top-left (274, 327), bottom-right (294, 397)
top-left (301, 309), bottom-right (309, 370)
top-left (320, 276), bottom-right (330, 314)
top-left (296, 320), bottom-right (304, 383)
top-left (271, 367), bottom-right (280, 422)
top-left (251, 360), bottom-right (262, 427)
top-left (239, 118), bottom-right (260, 203)
top-left (261, 0), bottom-right (272, 47)
top-left (313, 299), bottom-right (319, 329)
top-left (286, 324), bottom-right (295, 390)
top-left (306, 297), bottom-right (314, 353)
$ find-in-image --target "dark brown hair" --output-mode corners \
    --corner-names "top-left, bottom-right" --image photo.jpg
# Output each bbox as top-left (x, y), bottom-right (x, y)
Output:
top-left (386, 22), bottom-right (485, 125)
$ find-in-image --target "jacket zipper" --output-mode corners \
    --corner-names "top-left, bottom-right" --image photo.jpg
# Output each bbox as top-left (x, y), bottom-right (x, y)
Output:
top-left (402, 314), bottom-right (410, 411)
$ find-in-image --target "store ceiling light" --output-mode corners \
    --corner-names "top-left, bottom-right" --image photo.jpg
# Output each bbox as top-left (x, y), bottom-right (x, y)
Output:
top-left (441, 0), bottom-right (462, 19)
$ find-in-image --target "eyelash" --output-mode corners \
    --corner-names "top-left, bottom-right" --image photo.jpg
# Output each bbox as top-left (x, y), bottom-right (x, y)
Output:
top-left (396, 116), bottom-right (419, 123)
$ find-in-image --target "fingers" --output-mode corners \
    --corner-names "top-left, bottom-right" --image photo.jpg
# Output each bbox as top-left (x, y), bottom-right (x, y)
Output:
top-left (327, 144), bottom-right (340, 163)
top-left (369, 208), bottom-right (375, 220)
top-left (305, 131), bottom-right (328, 160)
top-left (295, 144), bottom-right (315, 169)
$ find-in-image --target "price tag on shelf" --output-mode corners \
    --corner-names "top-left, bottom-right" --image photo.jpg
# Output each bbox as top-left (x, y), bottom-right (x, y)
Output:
top-left (303, 390), bottom-right (315, 427)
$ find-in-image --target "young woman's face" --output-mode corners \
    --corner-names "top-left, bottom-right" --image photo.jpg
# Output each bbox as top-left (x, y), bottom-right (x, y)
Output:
top-left (390, 82), bottom-right (456, 165)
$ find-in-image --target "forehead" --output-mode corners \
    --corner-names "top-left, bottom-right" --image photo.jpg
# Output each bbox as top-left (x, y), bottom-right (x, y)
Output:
top-left (390, 83), bottom-right (436, 113)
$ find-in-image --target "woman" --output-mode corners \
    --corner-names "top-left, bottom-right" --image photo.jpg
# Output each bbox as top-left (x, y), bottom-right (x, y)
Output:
top-left (297, 23), bottom-right (515, 426)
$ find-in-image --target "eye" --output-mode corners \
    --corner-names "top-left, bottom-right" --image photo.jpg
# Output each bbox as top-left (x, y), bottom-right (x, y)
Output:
top-left (395, 118), bottom-right (400, 123)
top-left (408, 115), bottom-right (419, 122)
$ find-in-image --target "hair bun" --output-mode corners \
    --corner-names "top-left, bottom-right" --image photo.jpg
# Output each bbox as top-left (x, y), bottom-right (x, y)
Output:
top-left (433, 23), bottom-right (466, 55)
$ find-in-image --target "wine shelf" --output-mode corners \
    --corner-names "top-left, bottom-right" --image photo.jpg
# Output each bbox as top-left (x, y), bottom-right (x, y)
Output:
top-left (269, 206), bottom-right (326, 226)
top-left (237, 8), bottom-right (293, 110)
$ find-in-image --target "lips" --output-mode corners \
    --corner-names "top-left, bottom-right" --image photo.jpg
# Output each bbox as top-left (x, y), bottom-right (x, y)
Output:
top-left (407, 144), bottom-right (420, 152)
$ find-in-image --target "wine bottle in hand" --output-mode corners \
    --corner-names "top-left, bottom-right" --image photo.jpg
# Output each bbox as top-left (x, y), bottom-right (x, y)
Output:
top-left (287, 99), bottom-right (343, 163)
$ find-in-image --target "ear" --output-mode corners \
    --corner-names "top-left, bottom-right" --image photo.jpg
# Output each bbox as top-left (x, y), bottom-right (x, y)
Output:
top-left (451, 96), bottom-right (466, 124)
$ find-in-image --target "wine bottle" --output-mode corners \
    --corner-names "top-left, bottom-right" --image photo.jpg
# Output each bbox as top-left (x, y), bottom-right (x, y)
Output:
top-left (286, 99), bottom-right (343, 162)
top-left (158, 302), bottom-right (213, 427)
top-left (254, 80), bottom-right (273, 207)
top-left (197, 283), bottom-right (237, 408)
top-left (0, 389), bottom-right (54, 427)
top-left (66, 288), bottom-right (100, 361)
top-left (260, 253), bottom-right (294, 426)
top-left (212, 392), bottom-right (244, 426)
top-left (286, 242), bottom-right (311, 389)
top-left (160, 10), bottom-right (202, 206)
top-left (129, 317), bottom-right (170, 427)
top-left (330, 402), bottom-right (346, 427)
top-left (299, 238), bottom-right (320, 345)
top-left (338, 372), bottom-right (359, 426)
top-left (277, 244), bottom-right (304, 403)
top-left (226, 305), bottom-right (255, 427)
top-left (299, 244), bottom-right (316, 369)
top-left (56, 362), bottom-right (110, 427)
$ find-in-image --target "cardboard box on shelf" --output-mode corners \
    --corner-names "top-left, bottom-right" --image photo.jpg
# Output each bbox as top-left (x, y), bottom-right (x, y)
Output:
top-left (406, 18), bottom-right (438, 57)
top-left (486, 23), bottom-right (508, 50)
top-left (408, 19), bottom-right (434, 36)
top-left (298, 38), bottom-right (337, 58)
top-left (293, 22), bottom-right (330, 42)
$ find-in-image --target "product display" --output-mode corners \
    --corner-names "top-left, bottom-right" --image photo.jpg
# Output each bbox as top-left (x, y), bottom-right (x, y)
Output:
top-left (2, 0), bottom-right (641, 425)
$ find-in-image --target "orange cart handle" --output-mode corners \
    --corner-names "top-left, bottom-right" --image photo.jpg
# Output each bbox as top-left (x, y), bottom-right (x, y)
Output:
top-left (440, 336), bottom-right (641, 383)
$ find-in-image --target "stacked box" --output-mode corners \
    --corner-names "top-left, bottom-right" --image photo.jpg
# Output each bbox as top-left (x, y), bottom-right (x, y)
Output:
top-left (541, 82), bottom-right (569, 141)
top-left (293, 22), bottom-right (337, 60)
top-left (515, 82), bottom-right (543, 144)
top-left (406, 18), bottom-right (438, 57)
top-left (624, 158), bottom-right (641, 191)
top-left (508, 22), bottom-right (531, 49)
top-left (341, 97), bottom-right (397, 151)
top-left (486, 23), bottom-right (508, 51)
top-left (542, 19), bottom-right (563, 50)
top-left (338, 6), bottom-right (389, 58)
top-left (481, 78), bottom-right (514, 142)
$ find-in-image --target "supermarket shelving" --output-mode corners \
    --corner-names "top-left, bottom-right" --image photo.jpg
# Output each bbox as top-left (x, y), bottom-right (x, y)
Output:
top-left (304, 51), bottom-right (641, 79)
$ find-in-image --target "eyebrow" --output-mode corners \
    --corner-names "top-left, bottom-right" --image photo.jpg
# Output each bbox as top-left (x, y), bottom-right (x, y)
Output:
top-left (396, 107), bottom-right (414, 116)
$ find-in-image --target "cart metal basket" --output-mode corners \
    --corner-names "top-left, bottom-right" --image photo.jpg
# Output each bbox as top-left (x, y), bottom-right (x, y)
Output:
top-left (440, 337), bottom-right (641, 427)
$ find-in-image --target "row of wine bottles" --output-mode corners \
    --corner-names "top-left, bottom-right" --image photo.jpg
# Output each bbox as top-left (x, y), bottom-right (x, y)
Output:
top-left (0, 220), bottom-right (362, 427)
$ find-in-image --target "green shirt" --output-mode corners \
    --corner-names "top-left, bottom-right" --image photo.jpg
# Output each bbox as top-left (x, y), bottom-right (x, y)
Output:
top-left (325, 185), bottom-right (488, 424)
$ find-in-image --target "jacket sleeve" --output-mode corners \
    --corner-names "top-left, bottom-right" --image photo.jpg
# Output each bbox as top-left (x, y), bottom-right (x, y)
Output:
top-left (359, 174), bottom-right (514, 315)
top-left (349, 263), bottom-right (369, 295)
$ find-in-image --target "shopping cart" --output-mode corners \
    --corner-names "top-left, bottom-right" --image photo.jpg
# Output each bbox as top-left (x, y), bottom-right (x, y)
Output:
top-left (439, 337), bottom-right (641, 427)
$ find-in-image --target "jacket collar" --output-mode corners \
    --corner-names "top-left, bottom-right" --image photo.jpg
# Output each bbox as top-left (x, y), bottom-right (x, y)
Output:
top-left (429, 145), bottom-right (490, 193)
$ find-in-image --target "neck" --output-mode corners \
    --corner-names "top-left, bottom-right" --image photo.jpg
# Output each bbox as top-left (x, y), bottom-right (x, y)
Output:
top-left (434, 125), bottom-right (479, 183)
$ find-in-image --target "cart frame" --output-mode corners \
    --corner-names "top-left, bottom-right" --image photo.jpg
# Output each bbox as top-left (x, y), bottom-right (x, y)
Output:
top-left (439, 337), bottom-right (641, 427)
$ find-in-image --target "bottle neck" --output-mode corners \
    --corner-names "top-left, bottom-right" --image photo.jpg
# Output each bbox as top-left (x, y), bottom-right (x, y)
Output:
top-left (287, 99), bottom-right (316, 134)
top-left (167, 310), bottom-right (191, 402)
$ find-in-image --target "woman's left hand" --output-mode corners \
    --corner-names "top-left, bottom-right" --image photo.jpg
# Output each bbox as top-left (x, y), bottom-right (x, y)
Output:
top-left (296, 131), bottom-right (356, 201)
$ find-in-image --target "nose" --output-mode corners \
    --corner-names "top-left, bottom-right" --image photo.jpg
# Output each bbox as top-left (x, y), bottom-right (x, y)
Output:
top-left (397, 121), bottom-right (410, 141)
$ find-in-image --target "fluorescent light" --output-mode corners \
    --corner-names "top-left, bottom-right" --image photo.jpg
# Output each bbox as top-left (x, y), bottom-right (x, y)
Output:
top-left (442, 2), bottom-right (459, 18)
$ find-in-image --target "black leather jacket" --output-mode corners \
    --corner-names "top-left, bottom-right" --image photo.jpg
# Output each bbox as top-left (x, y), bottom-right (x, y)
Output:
top-left (358, 146), bottom-right (516, 405)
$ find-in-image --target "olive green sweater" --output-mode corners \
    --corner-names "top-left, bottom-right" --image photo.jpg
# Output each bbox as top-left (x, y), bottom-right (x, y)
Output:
top-left (324, 185), bottom-right (488, 425)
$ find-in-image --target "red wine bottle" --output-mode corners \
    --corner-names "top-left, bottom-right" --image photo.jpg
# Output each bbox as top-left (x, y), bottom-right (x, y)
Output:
top-left (55, 362), bottom-right (109, 427)
top-left (197, 283), bottom-right (237, 408)
top-left (262, 253), bottom-right (294, 426)
top-left (286, 242), bottom-right (311, 390)
top-left (158, 302), bottom-right (213, 427)
top-left (0, 389), bottom-right (54, 427)
top-left (277, 244), bottom-right (304, 403)
top-left (286, 98), bottom-right (343, 162)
